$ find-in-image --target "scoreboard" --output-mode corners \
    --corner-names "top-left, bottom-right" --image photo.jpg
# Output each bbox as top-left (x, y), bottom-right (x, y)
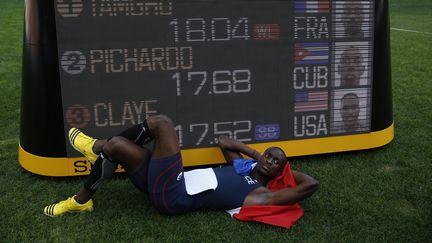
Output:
top-left (19, 0), bottom-right (393, 176)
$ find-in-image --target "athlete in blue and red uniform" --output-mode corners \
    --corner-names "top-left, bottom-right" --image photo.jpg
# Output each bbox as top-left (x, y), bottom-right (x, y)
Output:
top-left (44, 115), bottom-right (319, 217)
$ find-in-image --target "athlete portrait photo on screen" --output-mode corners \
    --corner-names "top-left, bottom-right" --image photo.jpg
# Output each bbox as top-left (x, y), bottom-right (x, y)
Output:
top-left (332, 42), bottom-right (372, 88)
top-left (332, 1), bottom-right (373, 38)
top-left (330, 88), bottom-right (370, 134)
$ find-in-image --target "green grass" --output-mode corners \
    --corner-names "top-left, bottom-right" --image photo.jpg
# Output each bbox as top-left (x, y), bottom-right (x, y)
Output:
top-left (1, 0), bottom-right (431, 241)
top-left (0, 0), bottom-right (22, 141)
top-left (391, 0), bottom-right (432, 32)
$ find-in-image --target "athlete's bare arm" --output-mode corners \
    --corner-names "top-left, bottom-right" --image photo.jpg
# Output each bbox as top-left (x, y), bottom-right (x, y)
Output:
top-left (243, 170), bottom-right (319, 206)
top-left (218, 135), bottom-right (261, 163)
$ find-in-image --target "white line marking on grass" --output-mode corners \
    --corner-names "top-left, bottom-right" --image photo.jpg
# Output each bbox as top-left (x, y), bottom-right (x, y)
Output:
top-left (391, 27), bottom-right (432, 35)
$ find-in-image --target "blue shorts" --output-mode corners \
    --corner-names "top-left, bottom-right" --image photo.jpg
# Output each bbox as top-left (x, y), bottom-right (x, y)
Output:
top-left (130, 152), bottom-right (198, 215)
top-left (129, 152), bottom-right (151, 193)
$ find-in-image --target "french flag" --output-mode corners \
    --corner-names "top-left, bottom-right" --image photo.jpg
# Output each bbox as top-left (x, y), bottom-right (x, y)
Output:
top-left (295, 0), bottom-right (329, 13)
top-left (226, 163), bottom-right (304, 229)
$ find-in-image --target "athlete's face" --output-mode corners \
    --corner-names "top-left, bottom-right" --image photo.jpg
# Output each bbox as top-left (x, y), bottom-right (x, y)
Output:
top-left (255, 147), bottom-right (287, 178)
top-left (341, 94), bottom-right (360, 123)
top-left (345, 10), bottom-right (364, 36)
top-left (338, 47), bottom-right (365, 87)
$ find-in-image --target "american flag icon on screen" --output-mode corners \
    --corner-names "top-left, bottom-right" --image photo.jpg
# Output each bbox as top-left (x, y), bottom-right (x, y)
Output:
top-left (295, 43), bottom-right (329, 65)
top-left (295, 0), bottom-right (329, 13)
top-left (294, 90), bottom-right (328, 112)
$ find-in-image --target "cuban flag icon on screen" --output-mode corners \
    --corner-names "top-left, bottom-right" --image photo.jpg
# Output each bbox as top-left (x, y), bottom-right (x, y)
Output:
top-left (294, 43), bottom-right (329, 65)
top-left (295, 0), bottom-right (330, 13)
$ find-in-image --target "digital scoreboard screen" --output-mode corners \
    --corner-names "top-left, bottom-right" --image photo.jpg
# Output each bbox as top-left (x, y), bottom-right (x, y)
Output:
top-left (54, 0), bottom-right (374, 159)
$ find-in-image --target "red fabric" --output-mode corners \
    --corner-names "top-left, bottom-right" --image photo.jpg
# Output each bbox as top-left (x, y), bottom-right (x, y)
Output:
top-left (232, 163), bottom-right (304, 228)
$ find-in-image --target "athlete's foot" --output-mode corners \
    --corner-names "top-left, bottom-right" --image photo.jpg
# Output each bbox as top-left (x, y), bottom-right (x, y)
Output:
top-left (43, 196), bottom-right (93, 217)
top-left (69, 128), bottom-right (98, 164)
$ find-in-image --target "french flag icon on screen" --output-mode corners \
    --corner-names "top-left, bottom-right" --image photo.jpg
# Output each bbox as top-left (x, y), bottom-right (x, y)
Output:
top-left (295, 0), bottom-right (329, 13)
top-left (294, 43), bottom-right (329, 65)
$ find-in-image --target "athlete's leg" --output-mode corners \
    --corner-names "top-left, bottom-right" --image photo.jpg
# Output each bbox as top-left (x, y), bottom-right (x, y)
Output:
top-left (88, 119), bottom-right (154, 175)
top-left (69, 119), bottom-right (153, 164)
top-left (74, 154), bottom-right (120, 203)
top-left (144, 115), bottom-right (192, 215)
top-left (44, 122), bottom-right (156, 216)
top-left (80, 115), bottom-right (174, 181)
top-left (88, 114), bottom-right (179, 194)
top-left (92, 139), bottom-right (107, 154)
top-left (64, 122), bottom-right (154, 204)
top-left (102, 136), bottom-right (151, 176)
top-left (114, 120), bottom-right (154, 146)
top-left (44, 142), bottom-right (148, 217)
top-left (146, 115), bottom-right (180, 159)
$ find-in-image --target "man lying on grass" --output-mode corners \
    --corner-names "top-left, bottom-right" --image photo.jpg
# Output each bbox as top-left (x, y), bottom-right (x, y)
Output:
top-left (44, 114), bottom-right (318, 218)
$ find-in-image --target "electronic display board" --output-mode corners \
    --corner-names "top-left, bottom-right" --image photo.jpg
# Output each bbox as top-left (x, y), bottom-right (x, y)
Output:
top-left (19, 0), bottom-right (393, 176)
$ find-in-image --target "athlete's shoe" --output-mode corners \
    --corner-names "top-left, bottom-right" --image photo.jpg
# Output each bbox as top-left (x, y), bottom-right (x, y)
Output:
top-left (69, 128), bottom-right (98, 164)
top-left (43, 197), bottom-right (93, 217)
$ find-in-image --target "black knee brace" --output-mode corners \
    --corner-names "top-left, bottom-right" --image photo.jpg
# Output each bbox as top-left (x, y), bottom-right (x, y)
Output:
top-left (84, 153), bottom-right (117, 192)
top-left (115, 119), bottom-right (154, 146)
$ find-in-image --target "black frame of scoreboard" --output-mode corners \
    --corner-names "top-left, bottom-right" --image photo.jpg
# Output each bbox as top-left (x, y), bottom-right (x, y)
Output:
top-left (19, 0), bottom-right (393, 176)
